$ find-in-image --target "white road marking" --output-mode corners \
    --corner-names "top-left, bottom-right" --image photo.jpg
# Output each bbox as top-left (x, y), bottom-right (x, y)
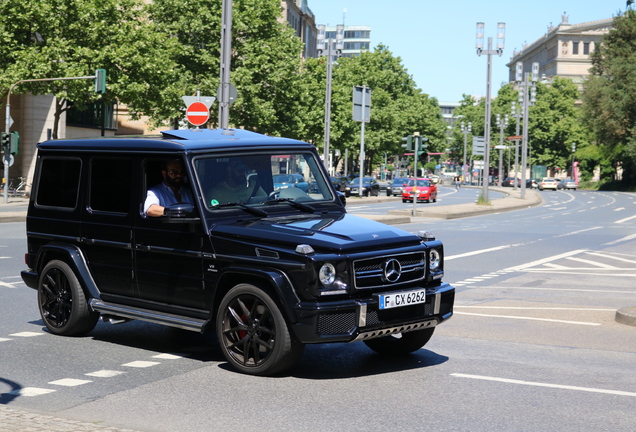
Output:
top-left (565, 257), bottom-right (621, 269)
top-left (5, 387), bottom-right (56, 397)
top-left (506, 249), bottom-right (588, 272)
top-left (0, 338), bottom-right (11, 342)
top-left (121, 361), bottom-right (161, 368)
top-left (8, 331), bottom-right (44, 337)
top-left (455, 306), bottom-right (615, 311)
top-left (446, 245), bottom-right (512, 260)
top-left (586, 251), bottom-right (636, 264)
top-left (614, 207), bottom-right (625, 211)
top-left (453, 311), bottom-right (601, 326)
top-left (451, 373), bottom-right (636, 397)
top-left (85, 370), bottom-right (126, 378)
top-left (48, 378), bottom-right (92, 387)
top-left (152, 353), bottom-right (184, 360)
top-left (474, 286), bottom-right (636, 294)
top-left (554, 226), bottom-right (602, 238)
top-left (604, 233), bottom-right (636, 245)
top-left (615, 214), bottom-right (636, 224)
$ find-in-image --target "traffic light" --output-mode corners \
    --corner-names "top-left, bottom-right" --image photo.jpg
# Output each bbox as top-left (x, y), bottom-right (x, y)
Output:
top-left (401, 135), bottom-right (413, 151)
top-left (418, 151), bottom-right (428, 163)
top-left (95, 69), bottom-right (106, 94)
top-left (1, 132), bottom-right (9, 150)
top-left (10, 131), bottom-right (19, 155)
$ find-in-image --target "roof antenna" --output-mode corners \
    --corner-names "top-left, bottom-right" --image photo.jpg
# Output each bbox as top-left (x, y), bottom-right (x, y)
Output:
top-left (343, 8), bottom-right (347, 26)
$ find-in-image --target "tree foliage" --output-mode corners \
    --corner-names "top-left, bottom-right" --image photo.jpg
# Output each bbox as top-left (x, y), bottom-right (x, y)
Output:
top-left (582, 9), bottom-right (636, 185)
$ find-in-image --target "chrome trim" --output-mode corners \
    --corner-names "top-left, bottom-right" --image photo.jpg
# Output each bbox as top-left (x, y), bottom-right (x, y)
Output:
top-left (357, 302), bottom-right (367, 327)
top-left (352, 319), bottom-right (437, 342)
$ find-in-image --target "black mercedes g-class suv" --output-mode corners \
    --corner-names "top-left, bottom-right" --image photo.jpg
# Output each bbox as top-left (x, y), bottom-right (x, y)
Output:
top-left (21, 128), bottom-right (454, 375)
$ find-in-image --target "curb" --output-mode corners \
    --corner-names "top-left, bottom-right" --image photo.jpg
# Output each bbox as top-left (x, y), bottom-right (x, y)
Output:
top-left (615, 307), bottom-right (636, 327)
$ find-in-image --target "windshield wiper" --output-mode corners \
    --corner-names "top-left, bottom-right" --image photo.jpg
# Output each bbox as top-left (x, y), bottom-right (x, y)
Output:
top-left (263, 198), bottom-right (315, 213)
top-left (211, 202), bottom-right (268, 217)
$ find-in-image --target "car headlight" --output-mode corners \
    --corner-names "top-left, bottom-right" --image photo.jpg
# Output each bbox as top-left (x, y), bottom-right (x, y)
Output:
top-left (319, 263), bottom-right (336, 286)
top-left (429, 249), bottom-right (441, 271)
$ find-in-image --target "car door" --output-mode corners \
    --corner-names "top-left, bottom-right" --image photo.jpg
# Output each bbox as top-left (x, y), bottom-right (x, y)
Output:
top-left (133, 158), bottom-right (205, 310)
top-left (81, 156), bottom-right (136, 298)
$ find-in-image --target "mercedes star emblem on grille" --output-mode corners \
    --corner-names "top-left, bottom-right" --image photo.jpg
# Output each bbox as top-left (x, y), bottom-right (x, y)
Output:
top-left (383, 258), bottom-right (402, 283)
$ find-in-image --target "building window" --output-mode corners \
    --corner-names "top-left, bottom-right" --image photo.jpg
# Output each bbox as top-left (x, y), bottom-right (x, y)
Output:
top-left (572, 42), bottom-right (579, 55)
top-left (344, 42), bottom-right (370, 50)
top-left (344, 30), bottom-right (370, 38)
top-left (583, 42), bottom-right (590, 55)
top-left (325, 31), bottom-right (336, 39)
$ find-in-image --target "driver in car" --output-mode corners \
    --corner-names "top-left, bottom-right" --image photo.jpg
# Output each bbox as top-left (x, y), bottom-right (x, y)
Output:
top-left (144, 159), bottom-right (194, 217)
top-left (209, 159), bottom-right (266, 205)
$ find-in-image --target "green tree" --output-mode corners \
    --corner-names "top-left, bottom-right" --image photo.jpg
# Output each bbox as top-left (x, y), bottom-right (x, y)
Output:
top-left (320, 45), bottom-right (446, 175)
top-left (149, 0), bottom-right (305, 135)
top-left (582, 9), bottom-right (636, 185)
top-left (0, 0), bottom-right (183, 138)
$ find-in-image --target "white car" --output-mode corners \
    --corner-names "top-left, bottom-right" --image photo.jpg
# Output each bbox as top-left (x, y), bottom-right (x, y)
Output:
top-left (539, 177), bottom-right (558, 191)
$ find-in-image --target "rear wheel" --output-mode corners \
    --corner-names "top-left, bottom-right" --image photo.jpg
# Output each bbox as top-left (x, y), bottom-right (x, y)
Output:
top-left (216, 283), bottom-right (304, 376)
top-left (38, 260), bottom-right (99, 336)
top-left (363, 328), bottom-right (435, 355)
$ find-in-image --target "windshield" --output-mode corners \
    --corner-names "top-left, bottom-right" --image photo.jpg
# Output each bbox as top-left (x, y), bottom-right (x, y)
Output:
top-left (408, 179), bottom-right (432, 187)
top-left (193, 152), bottom-right (334, 210)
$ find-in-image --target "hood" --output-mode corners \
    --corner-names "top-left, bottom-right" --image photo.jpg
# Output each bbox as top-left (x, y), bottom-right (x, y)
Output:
top-left (209, 213), bottom-right (421, 252)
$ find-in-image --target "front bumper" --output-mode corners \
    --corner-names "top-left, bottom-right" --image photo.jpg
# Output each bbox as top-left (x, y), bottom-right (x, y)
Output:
top-left (291, 282), bottom-right (455, 344)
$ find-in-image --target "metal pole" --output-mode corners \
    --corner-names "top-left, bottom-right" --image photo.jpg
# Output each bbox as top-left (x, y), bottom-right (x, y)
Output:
top-left (324, 40), bottom-right (333, 175)
top-left (412, 133), bottom-right (420, 217)
top-left (358, 85), bottom-right (367, 197)
top-left (520, 72), bottom-right (529, 199)
top-left (482, 36), bottom-right (493, 199)
top-left (218, 0), bottom-right (232, 129)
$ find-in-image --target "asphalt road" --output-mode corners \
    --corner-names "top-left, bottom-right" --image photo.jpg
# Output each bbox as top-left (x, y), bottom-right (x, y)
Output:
top-left (1, 189), bottom-right (635, 431)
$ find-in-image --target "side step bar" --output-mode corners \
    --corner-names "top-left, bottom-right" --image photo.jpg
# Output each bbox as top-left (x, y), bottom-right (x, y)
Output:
top-left (89, 299), bottom-right (208, 333)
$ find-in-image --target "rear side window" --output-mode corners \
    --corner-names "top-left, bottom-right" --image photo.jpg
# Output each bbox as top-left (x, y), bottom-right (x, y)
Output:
top-left (36, 158), bottom-right (81, 208)
top-left (89, 157), bottom-right (132, 213)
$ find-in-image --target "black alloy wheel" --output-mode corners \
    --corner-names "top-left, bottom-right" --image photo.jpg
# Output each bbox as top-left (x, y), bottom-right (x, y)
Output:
top-left (38, 260), bottom-right (99, 336)
top-left (216, 284), bottom-right (304, 376)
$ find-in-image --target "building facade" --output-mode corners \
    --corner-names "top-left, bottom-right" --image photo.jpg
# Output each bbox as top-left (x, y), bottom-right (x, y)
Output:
top-left (317, 25), bottom-right (371, 58)
top-left (506, 14), bottom-right (613, 87)
top-left (280, 0), bottom-right (318, 59)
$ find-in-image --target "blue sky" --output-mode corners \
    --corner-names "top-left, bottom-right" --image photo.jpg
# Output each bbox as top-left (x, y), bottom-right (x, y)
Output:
top-left (308, 0), bottom-right (625, 102)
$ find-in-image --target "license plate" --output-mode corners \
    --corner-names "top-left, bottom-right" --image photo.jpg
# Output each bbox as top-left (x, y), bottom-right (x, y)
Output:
top-left (378, 288), bottom-right (426, 310)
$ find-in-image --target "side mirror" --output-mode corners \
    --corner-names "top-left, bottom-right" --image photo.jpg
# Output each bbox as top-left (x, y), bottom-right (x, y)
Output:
top-left (337, 191), bottom-right (346, 207)
top-left (163, 203), bottom-right (199, 223)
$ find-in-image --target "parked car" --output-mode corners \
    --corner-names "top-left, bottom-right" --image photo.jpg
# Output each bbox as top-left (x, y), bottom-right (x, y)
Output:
top-left (273, 173), bottom-right (308, 192)
top-left (347, 177), bottom-right (380, 197)
top-left (502, 177), bottom-right (520, 187)
top-left (20, 128), bottom-right (455, 376)
top-left (539, 177), bottom-right (559, 191)
top-left (386, 177), bottom-right (410, 196)
top-left (557, 179), bottom-right (577, 190)
top-left (402, 178), bottom-right (437, 203)
top-left (528, 178), bottom-right (540, 189)
top-left (330, 176), bottom-right (349, 193)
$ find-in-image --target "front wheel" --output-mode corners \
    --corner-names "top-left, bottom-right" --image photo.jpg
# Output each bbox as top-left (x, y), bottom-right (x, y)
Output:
top-left (38, 260), bottom-right (99, 336)
top-left (216, 284), bottom-right (304, 376)
top-left (363, 328), bottom-right (435, 355)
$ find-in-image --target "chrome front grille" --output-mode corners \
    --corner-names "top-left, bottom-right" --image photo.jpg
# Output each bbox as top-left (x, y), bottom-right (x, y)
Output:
top-left (353, 252), bottom-right (425, 289)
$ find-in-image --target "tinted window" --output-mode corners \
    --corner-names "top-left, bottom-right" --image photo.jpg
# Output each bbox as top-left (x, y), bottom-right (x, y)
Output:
top-left (36, 158), bottom-right (81, 208)
top-left (89, 157), bottom-right (132, 213)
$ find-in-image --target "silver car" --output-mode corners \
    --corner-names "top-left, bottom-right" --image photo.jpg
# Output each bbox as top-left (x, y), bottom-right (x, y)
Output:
top-left (386, 177), bottom-right (410, 196)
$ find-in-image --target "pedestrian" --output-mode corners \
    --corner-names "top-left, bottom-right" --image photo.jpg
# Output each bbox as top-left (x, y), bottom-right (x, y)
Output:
top-left (455, 175), bottom-right (461, 189)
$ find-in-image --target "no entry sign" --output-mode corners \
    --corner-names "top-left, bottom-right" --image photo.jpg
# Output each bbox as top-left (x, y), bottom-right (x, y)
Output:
top-left (186, 102), bottom-right (209, 126)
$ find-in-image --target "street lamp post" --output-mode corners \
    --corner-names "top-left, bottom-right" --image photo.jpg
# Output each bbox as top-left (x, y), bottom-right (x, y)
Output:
top-left (317, 25), bottom-right (344, 175)
top-left (515, 61), bottom-right (539, 199)
top-left (461, 121), bottom-right (472, 184)
top-left (496, 113), bottom-right (509, 187)
top-left (511, 100), bottom-right (522, 190)
top-left (476, 22), bottom-right (505, 201)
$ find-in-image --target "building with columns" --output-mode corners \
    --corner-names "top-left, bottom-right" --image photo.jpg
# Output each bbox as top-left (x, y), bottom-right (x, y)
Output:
top-left (506, 13), bottom-right (613, 88)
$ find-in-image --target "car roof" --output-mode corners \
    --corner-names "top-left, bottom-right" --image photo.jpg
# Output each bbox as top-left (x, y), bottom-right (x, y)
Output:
top-left (36, 128), bottom-right (311, 153)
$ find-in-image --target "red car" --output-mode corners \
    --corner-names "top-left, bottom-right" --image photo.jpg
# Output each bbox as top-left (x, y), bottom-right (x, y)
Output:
top-left (402, 178), bottom-right (437, 203)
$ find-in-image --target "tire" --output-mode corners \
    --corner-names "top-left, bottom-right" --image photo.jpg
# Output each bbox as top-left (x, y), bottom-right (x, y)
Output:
top-left (38, 260), bottom-right (99, 336)
top-left (363, 328), bottom-right (435, 355)
top-left (386, 190), bottom-right (392, 196)
top-left (216, 283), bottom-right (304, 376)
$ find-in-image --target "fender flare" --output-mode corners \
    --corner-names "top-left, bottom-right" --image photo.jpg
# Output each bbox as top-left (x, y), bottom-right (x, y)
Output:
top-left (35, 243), bottom-right (101, 300)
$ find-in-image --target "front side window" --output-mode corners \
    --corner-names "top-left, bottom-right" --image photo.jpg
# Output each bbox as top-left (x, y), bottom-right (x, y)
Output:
top-left (193, 152), bottom-right (333, 210)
